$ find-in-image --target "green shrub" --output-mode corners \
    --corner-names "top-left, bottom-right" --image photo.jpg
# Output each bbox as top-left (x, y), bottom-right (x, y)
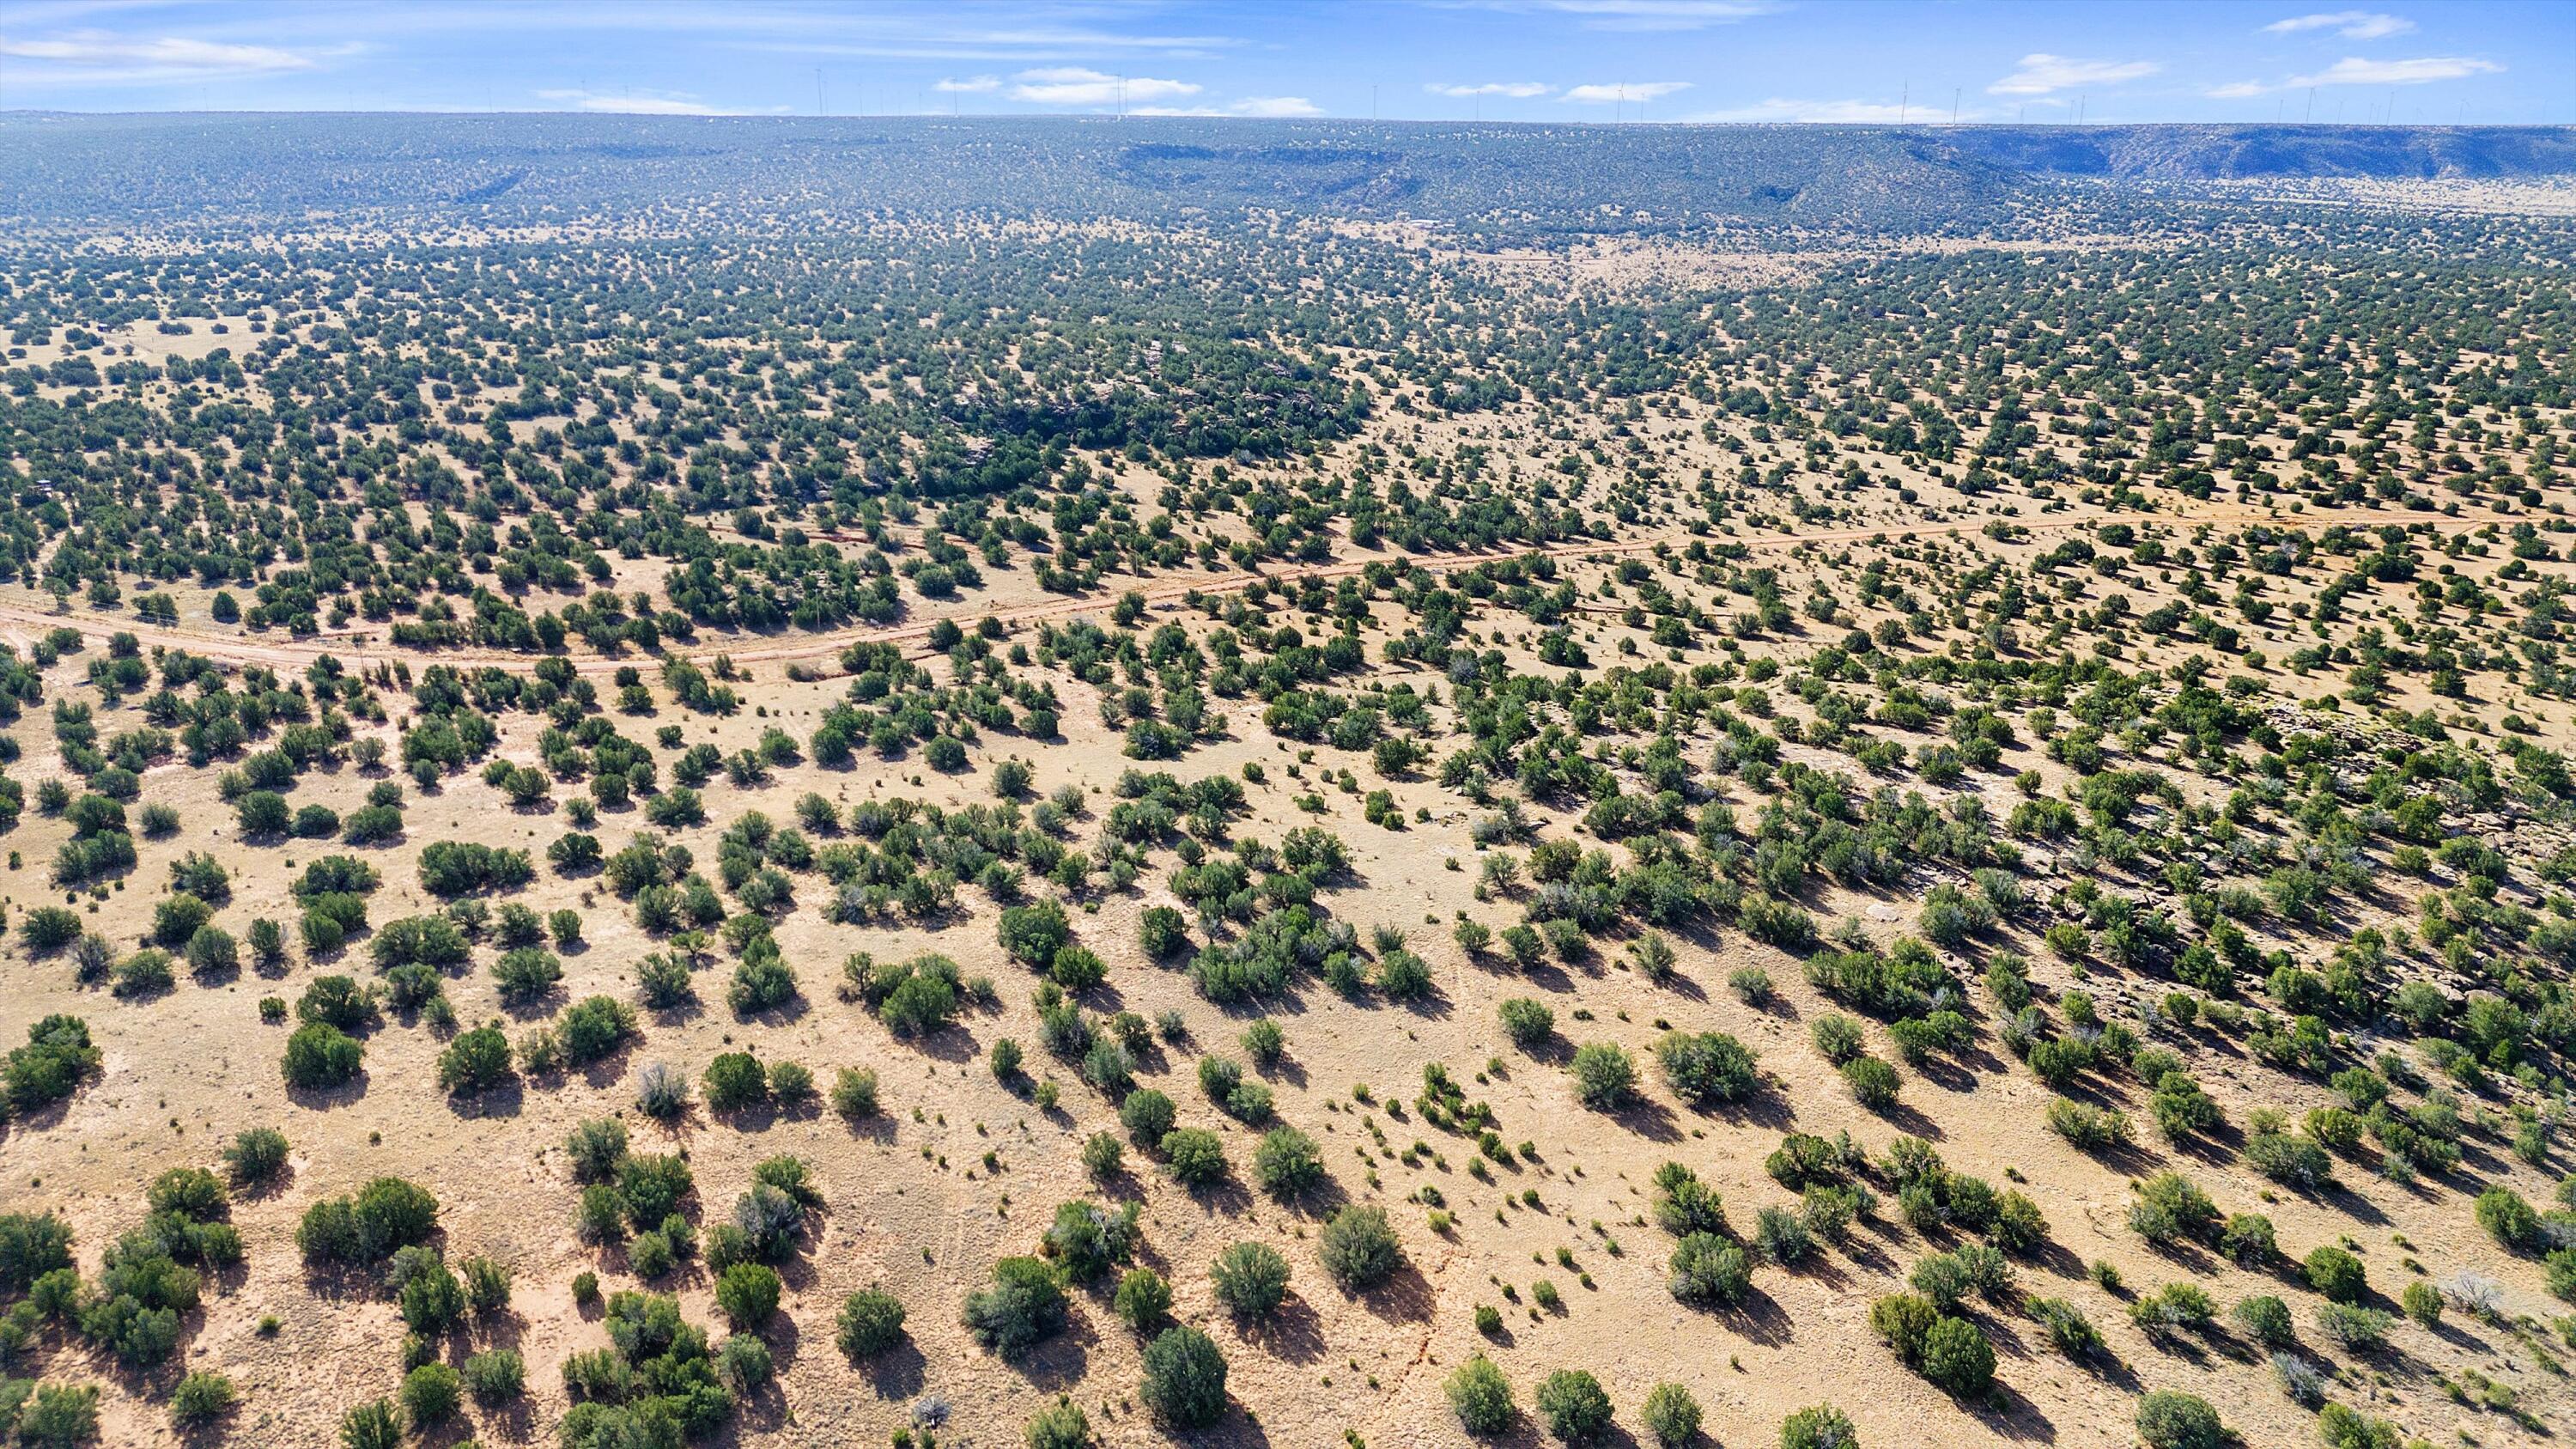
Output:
top-left (1778, 1404), bottom-right (1858, 1449)
top-left (1024, 1399), bottom-right (1094, 1449)
top-left (2134, 1391), bottom-right (2226, 1449)
top-left (1920, 1317), bottom-right (1994, 1396)
top-left (1114, 1267), bottom-right (1173, 1333)
top-left (1535, 1368), bottom-right (1613, 1444)
top-left (829, 1067), bottom-right (878, 1119)
top-left (1656, 1030), bottom-right (1759, 1106)
top-left (19, 1383), bottom-right (101, 1446)
top-left (1210, 1241), bottom-right (1291, 1318)
top-left (1160, 1128), bottom-right (1228, 1187)
top-left (1641, 1382), bottom-right (1701, 1446)
top-left (1569, 1042), bottom-right (1637, 1110)
top-left (1139, 1324), bottom-right (1230, 1428)
top-left (2231, 1294), bottom-right (2294, 1347)
top-left (963, 1257), bottom-right (1067, 1356)
top-left (2475, 1186), bottom-right (2542, 1251)
top-left (1251, 1127), bottom-right (1325, 1197)
top-left (1319, 1205), bottom-right (1404, 1290)
top-left (1499, 997), bottom-right (1555, 1047)
top-left (1119, 1087), bottom-right (1176, 1144)
top-left (398, 1361), bottom-right (461, 1429)
top-left (1668, 1233), bottom-right (1752, 1306)
top-left (1445, 1354), bottom-right (1515, 1435)
top-left (169, 1370), bottom-right (236, 1425)
top-left (1841, 1056), bottom-right (1900, 1111)
top-left (714, 1262), bottom-right (781, 1330)
top-left (2303, 1245), bottom-right (2366, 1304)
top-left (702, 1052), bottom-right (768, 1112)
top-left (835, 1288), bottom-right (907, 1358)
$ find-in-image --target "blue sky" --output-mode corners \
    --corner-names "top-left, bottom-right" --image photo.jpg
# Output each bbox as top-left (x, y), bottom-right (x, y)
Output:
top-left (1, 1), bottom-right (2566, 125)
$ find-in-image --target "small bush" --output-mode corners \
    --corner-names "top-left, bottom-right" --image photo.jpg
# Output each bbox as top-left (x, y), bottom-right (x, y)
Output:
top-left (1569, 1042), bottom-right (1637, 1110)
top-left (2303, 1245), bottom-right (2366, 1304)
top-left (1779, 1404), bottom-right (1857, 1449)
top-left (963, 1256), bottom-right (1067, 1356)
top-left (1319, 1205), bottom-right (1404, 1290)
top-left (1446, 1354), bottom-right (1516, 1435)
top-left (1210, 1241), bottom-right (1291, 1318)
top-left (835, 1287), bottom-right (907, 1358)
top-left (2134, 1391), bottom-right (2226, 1449)
top-left (1140, 1324), bottom-right (1229, 1428)
top-left (1535, 1368), bottom-right (1613, 1444)
top-left (1114, 1267), bottom-right (1173, 1333)
top-left (1642, 1382), bottom-right (1700, 1446)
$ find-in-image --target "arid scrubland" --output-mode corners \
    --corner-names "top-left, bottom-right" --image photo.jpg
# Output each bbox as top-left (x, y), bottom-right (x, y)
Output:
top-left (0, 116), bottom-right (2573, 1449)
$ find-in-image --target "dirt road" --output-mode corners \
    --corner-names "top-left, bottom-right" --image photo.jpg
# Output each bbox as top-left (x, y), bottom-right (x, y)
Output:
top-left (0, 502), bottom-right (2510, 680)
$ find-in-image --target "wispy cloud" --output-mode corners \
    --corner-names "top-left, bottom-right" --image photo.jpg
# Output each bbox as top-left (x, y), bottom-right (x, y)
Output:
top-left (2288, 54), bottom-right (2500, 86)
top-left (2263, 10), bottom-right (2415, 40)
top-left (1558, 80), bottom-right (1690, 104)
top-left (1528, 0), bottom-right (1775, 31)
top-left (1427, 81), bottom-right (1552, 98)
top-left (1682, 97), bottom-right (1924, 124)
top-left (933, 75), bottom-right (999, 93)
top-left (533, 87), bottom-right (783, 116)
top-left (1006, 66), bottom-right (1199, 107)
top-left (2208, 50), bottom-right (2498, 97)
top-left (1232, 95), bottom-right (1321, 117)
top-left (1988, 53), bottom-right (2160, 96)
top-left (0, 29), bottom-right (345, 85)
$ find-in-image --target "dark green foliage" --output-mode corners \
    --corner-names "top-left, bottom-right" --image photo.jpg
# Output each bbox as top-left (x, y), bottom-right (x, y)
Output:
top-left (5, 1015), bottom-right (100, 1113)
top-left (1569, 1041), bottom-right (1636, 1109)
top-left (1656, 1030), bottom-right (1759, 1107)
top-left (1535, 1369), bottom-right (1613, 1444)
top-left (1140, 1324), bottom-right (1228, 1428)
top-left (1318, 1205), bottom-right (1403, 1290)
top-left (1210, 1241), bottom-right (1291, 1318)
top-left (1447, 1355), bottom-right (1515, 1435)
top-left (295, 1177), bottom-right (437, 1265)
top-left (281, 1021), bottom-right (361, 1089)
top-left (1115, 1267), bottom-right (1173, 1333)
top-left (835, 1288), bottom-right (906, 1358)
top-left (1252, 1126), bottom-right (1324, 1197)
top-left (2304, 1245), bottom-right (2366, 1304)
top-left (963, 1256), bottom-right (1067, 1357)
top-left (2134, 1391), bottom-right (2227, 1449)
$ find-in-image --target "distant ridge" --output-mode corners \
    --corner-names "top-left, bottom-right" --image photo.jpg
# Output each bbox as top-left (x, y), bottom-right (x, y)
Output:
top-left (0, 113), bottom-right (2569, 234)
top-left (1931, 123), bottom-right (2576, 180)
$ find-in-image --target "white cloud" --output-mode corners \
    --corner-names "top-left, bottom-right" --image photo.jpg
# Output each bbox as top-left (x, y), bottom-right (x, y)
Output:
top-left (2263, 10), bottom-right (2415, 39)
top-left (534, 88), bottom-right (781, 116)
top-left (1006, 66), bottom-right (1199, 107)
top-left (2205, 80), bottom-right (2271, 99)
top-left (0, 29), bottom-right (344, 84)
top-left (1558, 81), bottom-right (1690, 104)
top-left (2287, 54), bottom-right (2501, 86)
top-left (1427, 81), bottom-right (1552, 98)
top-left (1987, 53), bottom-right (2160, 96)
top-left (1682, 97), bottom-right (1923, 124)
top-left (1528, 0), bottom-right (1774, 31)
top-left (933, 75), bottom-right (1000, 93)
top-left (1231, 95), bottom-right (1321, 117)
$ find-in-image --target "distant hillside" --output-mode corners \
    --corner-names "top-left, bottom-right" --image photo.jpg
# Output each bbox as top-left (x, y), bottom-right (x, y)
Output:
top-left (0, 113), bottom-right (2569, 235)
top-left (1934, 123), bottom-right (2576, 180)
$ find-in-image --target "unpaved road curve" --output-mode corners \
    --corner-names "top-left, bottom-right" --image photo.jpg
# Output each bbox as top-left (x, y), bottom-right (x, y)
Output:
top-left (0, 504), bottom-right (2512, 680)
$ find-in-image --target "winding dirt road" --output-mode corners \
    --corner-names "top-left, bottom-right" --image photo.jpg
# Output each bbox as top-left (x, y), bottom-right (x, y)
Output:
top-left (0, 503), bottom-right (2511, 680)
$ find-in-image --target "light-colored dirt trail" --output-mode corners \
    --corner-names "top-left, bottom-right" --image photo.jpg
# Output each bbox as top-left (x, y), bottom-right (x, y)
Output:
top-left (0, 503), bottom-right (2508, 679)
